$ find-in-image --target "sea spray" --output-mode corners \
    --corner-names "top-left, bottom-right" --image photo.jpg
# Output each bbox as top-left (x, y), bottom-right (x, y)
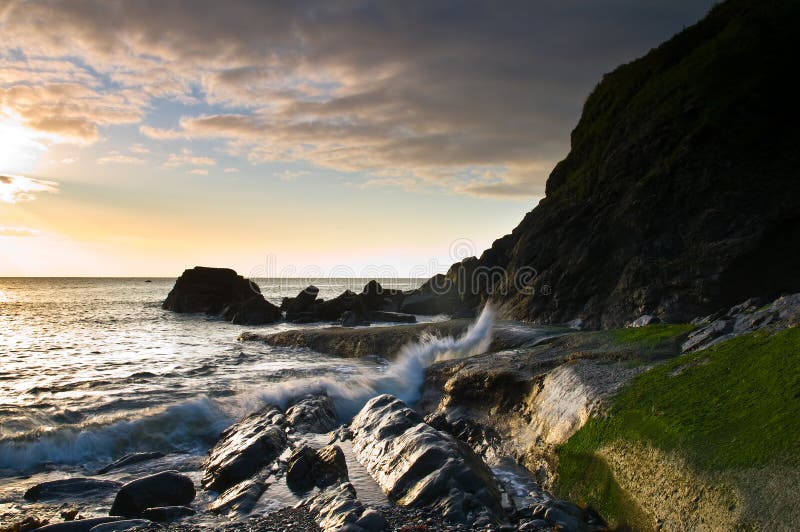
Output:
top-left (0, 307), bottom-right (495, 472)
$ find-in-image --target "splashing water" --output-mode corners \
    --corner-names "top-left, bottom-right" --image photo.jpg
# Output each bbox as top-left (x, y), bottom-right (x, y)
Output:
top-left (0, 305), bottom-right (496, 473)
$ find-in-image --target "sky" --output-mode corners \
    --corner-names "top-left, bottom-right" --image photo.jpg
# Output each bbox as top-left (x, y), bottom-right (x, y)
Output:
top-left (0, 0), bottom-right (715, 277)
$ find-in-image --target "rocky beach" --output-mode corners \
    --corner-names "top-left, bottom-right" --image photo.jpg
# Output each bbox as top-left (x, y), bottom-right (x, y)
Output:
top-left (3, 0), bottom-right (800, 530)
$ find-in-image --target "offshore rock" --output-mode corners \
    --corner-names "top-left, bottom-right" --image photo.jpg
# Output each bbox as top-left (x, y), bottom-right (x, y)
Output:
top-left (109, 471), bottom-right (195, 517)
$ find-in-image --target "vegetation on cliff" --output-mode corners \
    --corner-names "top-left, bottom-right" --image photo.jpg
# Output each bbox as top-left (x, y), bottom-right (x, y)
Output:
top-left (556, 326), bottom-right (800, 529)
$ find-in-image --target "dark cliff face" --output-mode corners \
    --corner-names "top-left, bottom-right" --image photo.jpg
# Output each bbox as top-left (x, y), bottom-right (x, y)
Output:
top-left (464, 0), bottom-right (800, 328)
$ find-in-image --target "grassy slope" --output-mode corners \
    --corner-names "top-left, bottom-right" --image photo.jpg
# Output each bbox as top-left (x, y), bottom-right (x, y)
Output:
top-left (556, 326), bottom-right (800, 527)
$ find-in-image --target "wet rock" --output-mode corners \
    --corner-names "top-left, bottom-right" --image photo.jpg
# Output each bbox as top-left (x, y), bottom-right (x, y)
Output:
top-left (162, 266), bottom-right (280, 325)
top-left (208, 477), bottom-right (268, 516)
top-left (341, 310), bottom-right (371, 327)
top-left (96, 452), bottom-right (166, 474)
top-left (202, 404), bottom-right (287, 492)
top-left (282, 285), bottom-right (320, 313)
top-left (314, 290), bottom-right (361, 321)
top-left (287, 444), bottom-right (349, 492)
top-left (109, 471), bottom-right (195, 517)
top-left (222, 297), bottom-right (282, 325)
top-left (0, 515), bottom-right (49, 532)
top-left (369, 311), bottom-right (416, 323)
top-left (138, 506), bottom-right (195, 523)
top-left (35, 518), bottom-right (122, 532)
top-left (355, 509), bottom-right (389, 531)
top-left (285, 394), bottom-right (337, 433)
top-left (89, 520), bottom-right (153, 532)
top-left (399, 292), bottom-right (457, 315)
top-left (24, 478), bottom-right (122, 501)
top-left (302, 482), bottom-right (365, 531)
top-left (350, 394), bottom-right (503, 523)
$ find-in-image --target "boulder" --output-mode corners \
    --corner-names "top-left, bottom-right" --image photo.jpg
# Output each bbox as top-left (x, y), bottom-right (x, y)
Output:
top-left (350, 394), bottom-right (503, 523)
top-left (369, 311), bottom-right (416, 324)
top-left (163, 266), bottom-right (280, 325)
top-left (314, 290), bottom-right (360, 321)
top-left (109, 471), bottom-right (195, 518)
top-left (399, 292), bottom-right (458, 315)
top-left (222, 297), bottom-right (282, 325)
top-left (24, 478), bottom-right (122, 501)
top-left (302, 482), bottom-right (365, 532)
top-left (285, 394), bottom-right (337, 433)
top-left (282, 285), bottom-right (320, 313)
top-left (96, 452), bottom-right (165, 474)
top-left (139, 506), bottom-right (195, 523)
top-left (627, 314), bottom-right (661, 328)
top-left (202, 404), bottom-right (287, 492)
top-left (340, 310), bottom-right (370, 327)
top-left (208, 477), bottom-right (268, 516)
top-left (286, 444), bottom-right (349, 492)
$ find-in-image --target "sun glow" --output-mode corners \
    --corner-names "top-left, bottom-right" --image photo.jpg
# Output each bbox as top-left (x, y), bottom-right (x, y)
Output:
top-left (0, 119), bottom-right (46, 173)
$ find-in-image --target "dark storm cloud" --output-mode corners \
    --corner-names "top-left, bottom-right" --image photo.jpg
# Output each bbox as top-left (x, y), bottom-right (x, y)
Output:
top-left (0, 0), bottom-right (715, 196)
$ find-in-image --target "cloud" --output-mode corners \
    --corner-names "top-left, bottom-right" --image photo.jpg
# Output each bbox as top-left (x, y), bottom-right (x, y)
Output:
top-left (0, 0), bottom-right (715, 195)
top-left (130, 143), bottom-right (150, 154)
top-left (0, 174), bottom-right (59, 203)
top-left (189, 168), bottom-right (208, 175)
top-left (0, 226), bottom-right (40, 237)
top-left (97, 152), bottom-right (145, 165)
top-left (223, 167), bottom-right (239, 173)
top-left (162, 148), bottom-right (216, 168)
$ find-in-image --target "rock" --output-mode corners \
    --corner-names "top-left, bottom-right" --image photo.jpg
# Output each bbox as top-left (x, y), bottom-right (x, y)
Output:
top-left (109, 471), bottom-right (195, 517)
top-left (34, 518), bottom-right (122, 532)
top-left (543, 501), bottom-right (588, 532)
top-left (24, 478), bottom-right (122, 501)
top-left (518, 519), bottom-right (548, 531)
top-left (302, 482), bottom-right (365, 531)
top-left (162, 266), bottom-right (280, 325)
top-left (451, 308), bottom-right (477, 319)
top-left (2, 516), bottom-right (50, 532)
top-left (314, 290), bottom-right (361, 321)
top-left (399, 292), bottom-right (457, 315)
top-left (222, 297), bottom-right (282, 325)
top-left (368, 311), bottom-right (416, 323)
top-left (681, 318), bottom-right (734, 352)
top-left (627, 314), bottom-right (661, 328)
top-left (285, 394), bottom-right (337, 433)
top-left (96, 452), bottom-right (166, 474)
top-left (202, 404), bottom-right (287, 492)
top-left (341, 310), bottom-right (371, 327)
top-left (282, 285), bottom-right (320, 313)
top-left (350, 394), bottom-right (503, 523)
top-left (208, 477), bottom-right (268, 516)
top-left (287, 445), bottom-right (349, 492)
top-left (89, 520), bottom-right (153, 532)
top-left (138, 506), bottom-right (195, 523)
top-left (355, 509), bottom-right (388, 531)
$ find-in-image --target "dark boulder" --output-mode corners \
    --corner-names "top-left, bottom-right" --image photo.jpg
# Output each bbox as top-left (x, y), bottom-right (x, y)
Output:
top-left (369, 311), bottom-right (416, 323)
top-left (285, 394), bottom-right (337, 433)
top-left (286, 444), bottom-right (349, 492)
top-left (109, 471), bottom-right (195, 517)
top-left (340, 310), bottom-right (370, 327)
top-left (350, 394), bottom-right (503, 523)
top-left (313, 290), bottom-right (360, 321)
top-left (96, 452), bottom-right (165, 474)
top-left (202, 404), bottom-right (287, 492)
top-left (24, 478), bottom-right (121, 501)
top-left (281, 285), bottom-right (320, 313)
top-left (399, 292), bottom-right (459, 315)
top-left (90, 520), bottom-right (153, 532)
top-left (163, 266), bottom-right (281, 325)
top-left (208, 477), bottom-right (268, 516)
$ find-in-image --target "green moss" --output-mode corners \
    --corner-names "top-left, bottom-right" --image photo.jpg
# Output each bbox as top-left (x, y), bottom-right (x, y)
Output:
top-left (608, 324), bottom-right (695, 348)
top-left (557, 327), bottom-right (800, 525)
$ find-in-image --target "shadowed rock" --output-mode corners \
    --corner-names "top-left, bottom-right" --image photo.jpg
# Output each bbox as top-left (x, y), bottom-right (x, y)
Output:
top-left (96, 452), bottom-right (165, 474)
top-left (286, 394), bottom-right (337, 433)
top-left (286, 444), bottom-right (349, 493)
top-left (163, 266), bottom-right (281, 325)
top-left (202, 404), bottom-right (287, 493)
top-left (109, 471), bottom-right (195, 517)
top-left (24, 478), bottom-right (121, 501)
top-left (34, 517), bottom-right (123, 532)
top-left (208, 477), bottom-right (269, 516)
top-left (350, 394), bottom-right (503, 523)
top-left (139, 506), bottom-right (195, 522)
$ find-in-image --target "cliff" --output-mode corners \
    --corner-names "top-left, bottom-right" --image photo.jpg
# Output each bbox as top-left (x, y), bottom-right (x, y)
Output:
top-left (455, 0), bottom-right (800, 328)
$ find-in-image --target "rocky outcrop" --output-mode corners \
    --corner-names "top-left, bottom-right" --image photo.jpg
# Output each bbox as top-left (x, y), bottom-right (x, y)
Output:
top-left (96, 452), bottom-right (165, 475)
top-left (35, 517), bottom-right (124, 532)
top-left (24, 478), bottom-right (121, 501)
top-left (109, 471), bottom-right (195, 517)
top-left (417, 0), bottom-right (800, 328)
top-left (139, 506), bottom-right (195, 522)
top-left (201, 404), bottom-right (287, 492)
top-left (350, 394), bottom-right (503, 524)
top-left (163, 266), bottom-right (281, 325)
top-left (683, 292), bottom-right (800, 352)
top-left (208, 477), bottom-right (269, 516)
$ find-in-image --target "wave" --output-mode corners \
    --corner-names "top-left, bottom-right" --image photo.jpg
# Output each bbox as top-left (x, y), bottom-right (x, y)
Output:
top-left (0, 306), bottom-right (495, 473)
